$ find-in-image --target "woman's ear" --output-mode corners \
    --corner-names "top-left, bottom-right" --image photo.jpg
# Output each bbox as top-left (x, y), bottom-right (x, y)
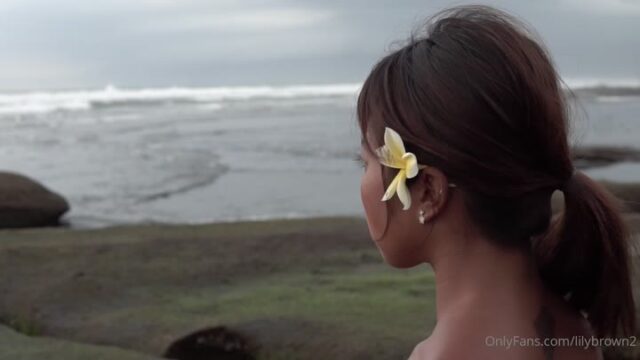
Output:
top-left (415, 166), bottom-right (451, 220)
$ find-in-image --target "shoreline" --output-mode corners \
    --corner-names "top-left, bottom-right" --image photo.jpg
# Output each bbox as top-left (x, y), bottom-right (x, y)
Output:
top-left (52, 175), bottom-right (640, 230)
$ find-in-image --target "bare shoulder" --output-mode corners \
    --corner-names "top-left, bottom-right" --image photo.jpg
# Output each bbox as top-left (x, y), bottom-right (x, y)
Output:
top-left (407, 337), bottom-right (433, 360)
top-left (408, 338), bottom-right (483, 360)
top-left (408, 303), bottom-right (604, 360)
top-left (407, 327), bottom-right (489, 360)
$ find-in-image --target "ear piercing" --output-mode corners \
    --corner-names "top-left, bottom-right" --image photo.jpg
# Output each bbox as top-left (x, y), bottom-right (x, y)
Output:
top-left (418, 184), bottom-right (456, 224)
top-left (418, 209), bottom-right (426, 224)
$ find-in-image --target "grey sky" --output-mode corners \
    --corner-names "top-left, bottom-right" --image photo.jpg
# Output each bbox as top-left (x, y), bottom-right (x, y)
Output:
top-left (0, 0), bottom-right (639, 91)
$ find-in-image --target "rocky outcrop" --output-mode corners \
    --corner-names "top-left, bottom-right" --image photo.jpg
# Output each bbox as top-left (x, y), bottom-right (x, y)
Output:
top-left (0, 172), bottom-right (69, 228)
top-left (551, 181), bottom-right (640, 214)
top-left (572, 145), bottom-right (640, 169)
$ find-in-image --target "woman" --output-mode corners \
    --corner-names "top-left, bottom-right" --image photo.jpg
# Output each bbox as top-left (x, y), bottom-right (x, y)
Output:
top-left (356, 5), bottom-right (636, 360)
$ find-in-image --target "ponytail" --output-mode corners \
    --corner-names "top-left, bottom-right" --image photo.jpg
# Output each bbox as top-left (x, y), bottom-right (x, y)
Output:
top-left (533, 170), bottom-right (636, 337)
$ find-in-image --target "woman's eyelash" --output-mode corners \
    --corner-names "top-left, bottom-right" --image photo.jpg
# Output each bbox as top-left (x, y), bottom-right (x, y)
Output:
top-left (353, 154), bottom-right (367, 168)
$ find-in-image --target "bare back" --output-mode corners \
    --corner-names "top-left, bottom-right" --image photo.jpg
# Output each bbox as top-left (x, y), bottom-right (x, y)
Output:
top-left (408, 292), bottom-right (603, 360)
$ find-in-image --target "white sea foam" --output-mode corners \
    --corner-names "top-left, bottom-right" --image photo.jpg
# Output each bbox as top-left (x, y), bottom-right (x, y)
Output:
top-left (0, 99), bottom-right (91, 115)
top-left (561, 77), bottom-right (640, 90)
top-left (2, 78), bottom-right (639, 116)
top-left (197, 103), bottom-right (224, 111)
top-left (0, 83), bottom-right (362, 115)
top-left (100, 113), bottom-right (143, 123)
top-left (595, 95), bottom-right (640, 103)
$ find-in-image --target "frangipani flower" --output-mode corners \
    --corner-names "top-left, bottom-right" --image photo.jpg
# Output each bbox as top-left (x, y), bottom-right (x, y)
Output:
top-left (375, 127), bottom-right (426, 210)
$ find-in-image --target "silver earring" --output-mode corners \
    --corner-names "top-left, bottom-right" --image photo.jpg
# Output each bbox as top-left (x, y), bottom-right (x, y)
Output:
top-left (418, 209), bottom-right (426, 224)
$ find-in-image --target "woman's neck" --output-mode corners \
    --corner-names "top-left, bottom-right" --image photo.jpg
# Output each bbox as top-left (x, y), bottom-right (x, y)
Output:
top-left (430, 233), bottom-right (545, 324)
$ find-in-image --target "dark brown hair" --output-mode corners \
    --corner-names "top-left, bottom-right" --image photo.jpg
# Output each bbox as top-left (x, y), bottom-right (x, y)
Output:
top-left (357, 5), bottom-right (636, 338)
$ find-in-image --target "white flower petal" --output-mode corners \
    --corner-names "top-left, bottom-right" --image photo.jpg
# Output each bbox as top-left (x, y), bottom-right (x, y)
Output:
top-left (381, 171), bottom-right (402, 201)
top-left (402, 152), bottom-right (419, 178)
top-left (375, 145), bottom-right (404, 169)
top-left (396, 172), bottom-right (412, 210)
top-left (384, 127), bottom-right (406, 160)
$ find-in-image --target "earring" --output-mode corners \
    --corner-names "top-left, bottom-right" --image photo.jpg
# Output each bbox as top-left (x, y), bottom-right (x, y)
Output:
top-left (418, 209), bottom-right (426, 224)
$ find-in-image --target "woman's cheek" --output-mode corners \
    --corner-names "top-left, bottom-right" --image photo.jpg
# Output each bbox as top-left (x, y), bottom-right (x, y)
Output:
top-left (361, 163), bottom-right (388, 241)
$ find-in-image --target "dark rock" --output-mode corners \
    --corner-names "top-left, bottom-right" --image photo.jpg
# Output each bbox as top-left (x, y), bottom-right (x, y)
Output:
top-left (0, 172), bottom-right (69, 228)
top-left (551, 181), bottom-right (640, 214)
top-left (164, 326), bottom-right (256, 360)
top-left (572, 146), bottom-right (640, 169)
top-left (572, 86), bottom-right (640, 98)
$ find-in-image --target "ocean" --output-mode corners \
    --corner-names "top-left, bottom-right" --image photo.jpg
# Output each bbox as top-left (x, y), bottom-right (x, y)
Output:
top-left (0, 82), bottom-right (639, 227)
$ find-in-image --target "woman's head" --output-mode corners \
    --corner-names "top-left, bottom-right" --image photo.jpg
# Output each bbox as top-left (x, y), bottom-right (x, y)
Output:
top-left (357, 5), bottom-right (635, 338)
top-left (359, 123), bottom-right (461, 268)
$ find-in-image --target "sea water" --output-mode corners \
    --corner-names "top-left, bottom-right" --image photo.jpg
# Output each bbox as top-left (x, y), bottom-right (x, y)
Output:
top-left (0, 83), bottom-right (638, 226)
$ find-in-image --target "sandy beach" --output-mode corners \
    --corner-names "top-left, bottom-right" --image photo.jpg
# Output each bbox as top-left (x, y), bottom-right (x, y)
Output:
top-left (0, 217), bottom-right (432, 359)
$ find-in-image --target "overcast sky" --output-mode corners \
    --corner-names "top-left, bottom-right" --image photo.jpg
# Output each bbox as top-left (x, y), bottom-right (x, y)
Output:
top-left (0, 0), bottom-right (638, 91)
